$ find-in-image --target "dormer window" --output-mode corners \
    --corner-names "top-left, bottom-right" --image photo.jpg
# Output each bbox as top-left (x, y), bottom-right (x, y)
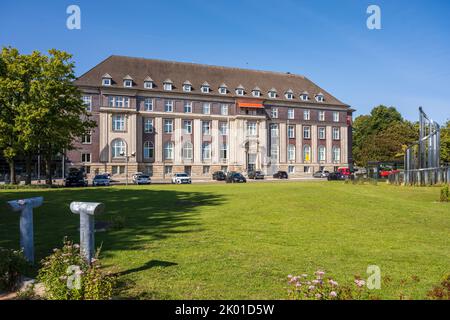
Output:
top-left (252, 87), bottom-right (261, 97)
top-left (163, 79), bottom-right (173, 91)
top-left (235, 85), bottom-right (245, 96)
top-left (219, 87), bottom-right (227, 94)
top-left (300, 92), bottom-right (309, 101)
top-left (102, 73), bottom-right (112, 86)
top-left (123, 75), bottom-right (133, 88)
top-left (285, 89), bottom-right (294, 100)
top-left (315, 93), bottom-right (325, 102)
top-left (144, 76), bottom-right (154, 89)
top-left (201, 82), bottom-right (210, 93)
top-left (268, 88), bottom-right (277, 99)
top-left (183, 81), bottom-right (192, 92)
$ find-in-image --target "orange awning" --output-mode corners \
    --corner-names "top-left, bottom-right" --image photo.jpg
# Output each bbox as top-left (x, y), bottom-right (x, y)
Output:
top-left (237, 100), bottom-right (264, 109)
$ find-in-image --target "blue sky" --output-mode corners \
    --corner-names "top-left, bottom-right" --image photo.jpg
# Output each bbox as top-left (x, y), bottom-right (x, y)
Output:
top-left (1, 0), bottom-right (449, 123)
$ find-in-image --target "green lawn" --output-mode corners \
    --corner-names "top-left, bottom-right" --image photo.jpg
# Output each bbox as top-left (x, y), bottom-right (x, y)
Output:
top-left (0, 181), bottom-right (449, 299)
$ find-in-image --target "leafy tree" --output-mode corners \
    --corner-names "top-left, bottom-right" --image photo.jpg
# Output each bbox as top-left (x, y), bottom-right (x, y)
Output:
top-left (0, 47), bottom-right (94, 185)
top-left (352, 105), bottom-right (418, 166)
top-left (440, 120), bottom-right (450, 165)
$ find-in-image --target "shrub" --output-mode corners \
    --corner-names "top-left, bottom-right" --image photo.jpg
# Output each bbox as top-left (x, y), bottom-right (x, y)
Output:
top-left (440, 185), bottom-right (449, 202)
top-left (287, 270), bottom-right (373, 300)
top-left (0, 248), bottom-right (31, 291)
top-left (427, 274), bottom-right (450, 300)
top-left (37, 239), bottom-right (116, 300)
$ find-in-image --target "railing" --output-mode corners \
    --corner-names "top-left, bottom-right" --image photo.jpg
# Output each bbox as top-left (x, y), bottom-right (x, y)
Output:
top-left (388, 167), bottom-right (450, 186)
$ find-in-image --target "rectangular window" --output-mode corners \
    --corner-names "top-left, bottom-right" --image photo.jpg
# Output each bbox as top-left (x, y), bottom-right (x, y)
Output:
top-left (303, 110), bottom-right (310, 120)
top-left (203, 103), bottom-right (211, 114)
top-left (81, 132), bottom-right (91, 144)
top-left (109, 96), bottom-right (129, 108)
top-left (219, 122), bottom-right (228, 135)
top-left (82, 96), bottom-right (92, 112)
top-left (184, 102), bottom-right (192, 113)
top-left (81, 153), bottom-right (91, 163)
top-left (219, 87), bottom-right (227, 95)
top-left (145, 165), bottom-right (153, 176)
top-left (270, 124), bottom-right (279, 137)
top-left (318, 127), bottom-right (326, 140)
top-left (164, 119), bottom-right (173, 133)
top-left (112, 165), bottom-right (125, 175)
top-left (247, 122), bottom-right (257, 136)
top-left (220, 144), bottom-right (228, 160)
top-left (221, 166), bottom-right (228, 173)
top-left (288, 165), bottom-right (295, 174)
top-left (163, 83), bottom-right (172, 91)
top-left (288, 125), bottom-right (295, 139)
top-left (165, 100), bottom-right (173, 112)
top-left (201, 86), bottom-right (210, 93)
top-left (164, 165), bottom-right (172, 174)
top-left (303, 126), bottom-right (311, 139)
top-left (288, 108), bottom-right (295, 119)
top-left (183, 120), bottom-right (192, 134)
top-left (271, 108), bottom-right (278, 118)
top-left (183, 85), bottom-right (191, 92)
top-left (333, 127), bottom-right (340, 140)
top-left (319, 111), bottom-right (325, 121)
top-left (202, 121), bottom-right (211, 135)
top-left (144, 98), bottom-right (153, 111)
top-left (124, 80), bottom-right (132, 87)
top-left (102, 78), bottom-right (111, 86)
top-left (304, 166), bottom-right (310, 173)
top-left (333, 112), bottom-right (339, 122)
top-left (144, 81), bottom-right (153, 89)
top-left (112, 115), bottom-right (125, 131)
top-left (202, 143), bottom-right (211, 160)
top-left (220, 104), bottom-right (229, 115)
top-left (144, 118), bottom-right (154, 133)
top-left (203, 166), bottom-right (210, 174)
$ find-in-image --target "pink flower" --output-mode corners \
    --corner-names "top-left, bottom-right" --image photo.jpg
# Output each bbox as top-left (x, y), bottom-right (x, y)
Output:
top-left (301, 274), bottom-right (308, 278)
top-left (315, 293), bottom-right (322, 299)
top-left (329, 291), bottom-right (337, 298)
top-left (295, 282), bottom-right (302, 287)
top-left (288, 274), bottom-right (293, 279)
top-left (354, 279), bottom-right (366, 287)
top-left (315, 270), bottom-right (325, 277)
top-left (308, 285), bottom-right (315, 291)
top-left (328, 280), bottom-right (339, 287)
top-left (312, 279), bottom-right (320, 284)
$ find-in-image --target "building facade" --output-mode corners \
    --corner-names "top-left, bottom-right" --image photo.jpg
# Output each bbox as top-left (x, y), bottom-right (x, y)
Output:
top-left (69, 55), bottom-right (354, 179)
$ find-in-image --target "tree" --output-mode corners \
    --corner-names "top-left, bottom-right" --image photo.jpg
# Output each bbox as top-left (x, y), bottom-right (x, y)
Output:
top-left (440, 120), bottom-right (450, 165)
top-left (0, 47), bottom-right (95, 185)
top-left (352, 105), bottom-right (418, 166)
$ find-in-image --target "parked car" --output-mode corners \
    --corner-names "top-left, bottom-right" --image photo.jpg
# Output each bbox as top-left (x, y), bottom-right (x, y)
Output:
top-left (338, 167), bottom-right (351, 176)
top-left (273, 171), bottom-right (288, 179)
top-left (313, 170), bottom-right (330, 178)
top-left (212, 171), bottom-right (226, 181)
top-left (380, 169), bottom-right (400, 178)
top-left (248, 171), bottom-right (265, 179)
top-left (327, 171), bottom-right (345, 181)
top-left (92, 174), bottom-right (111, 186)
top-left (226, 172), bottom-right (247, 183)
top-left (131, 172), bottom-right (144, 183)
top-left (134, 174), bottom-right (151, 185)
top-left (65, 171), bottom-right (88, 187)
top-left (172, 173), bottom-right (192, 184)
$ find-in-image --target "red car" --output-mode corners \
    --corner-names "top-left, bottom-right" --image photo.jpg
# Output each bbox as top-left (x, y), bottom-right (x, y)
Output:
top-left (338, 167), bottom-right (351, 176)
top-left (380, 169), bottom-right (400, 177)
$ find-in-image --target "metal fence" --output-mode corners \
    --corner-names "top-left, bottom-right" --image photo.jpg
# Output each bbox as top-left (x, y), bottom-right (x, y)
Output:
top-left (388, 167), bottom-right (450, 186)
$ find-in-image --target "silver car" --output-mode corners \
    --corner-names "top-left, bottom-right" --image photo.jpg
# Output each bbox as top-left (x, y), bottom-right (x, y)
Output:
top-left (92, 174), bottom-right (111, 186)
top-left (134, 174), bottom-right (151, 185)
top-left (172, 173), bottom-right (192, 184)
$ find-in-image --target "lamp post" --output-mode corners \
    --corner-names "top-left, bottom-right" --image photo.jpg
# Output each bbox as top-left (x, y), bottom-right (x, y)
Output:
top-left (120, 151), bottom-right (135, 186)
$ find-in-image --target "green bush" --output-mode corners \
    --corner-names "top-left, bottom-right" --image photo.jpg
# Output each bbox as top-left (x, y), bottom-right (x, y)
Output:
top-left (440, 185), bottom-right (449, 202)
top-left (37, 239), bottom-right (116, 300)
top-left (0, 248), bottom-right (31, 291)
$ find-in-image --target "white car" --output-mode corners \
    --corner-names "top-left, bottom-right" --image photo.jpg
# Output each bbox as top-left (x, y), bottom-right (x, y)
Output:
top-left (171, 173), bottom-right (192, 184)
top-left (134, 174), bottom-right (151, 185)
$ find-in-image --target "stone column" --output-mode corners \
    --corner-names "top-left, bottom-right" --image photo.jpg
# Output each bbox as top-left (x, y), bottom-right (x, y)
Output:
top-left (193, 119), bottom-right (202, 163)
top-left (279, 123), bottom-right (287, 163)
top-left (341, 126), bottom-right (348, 165)
top-left (212, 120), bottom-right (219, 163)
top-left (326, 126), bottom-right (332, 164)
top-left (7, 197), bottom-right (43, 264)
top-left (296, 124), bottom-right (302, 163)
top-left (174, 118), bottom-right (182, 163)
top-left (311, 124), bottom-right (318, 163)
top-left (70, 202), bottom-right (105, 263)
top-left (155, 117), bottom-right (163, 162)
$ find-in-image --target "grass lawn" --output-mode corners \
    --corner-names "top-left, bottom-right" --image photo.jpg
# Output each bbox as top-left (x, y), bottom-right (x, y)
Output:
top-left (0, 181), bottom-right (449, 299)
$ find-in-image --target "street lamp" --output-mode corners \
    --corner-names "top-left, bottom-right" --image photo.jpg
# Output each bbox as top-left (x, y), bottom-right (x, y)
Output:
top-left (120, 151), bottom-right (135, 186)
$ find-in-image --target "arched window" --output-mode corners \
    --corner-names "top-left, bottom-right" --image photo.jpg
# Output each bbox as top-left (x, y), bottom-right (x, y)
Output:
top-left (333, 146), bottom-right (341, 162)
top-left (318, 146), bottom-right (326, 162)
top-left (143, 141), bottom-right (154, 159)
top-left (303, 145), bottom-right (311, 163)
top-left (288, 144), bottom-right (296, 161)
top-left (182, 141), bottom-right (193, 160)
top-left (111, 139), bottom-right (126, 158)
top-left (164, 141), bottom-right (174, 160)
